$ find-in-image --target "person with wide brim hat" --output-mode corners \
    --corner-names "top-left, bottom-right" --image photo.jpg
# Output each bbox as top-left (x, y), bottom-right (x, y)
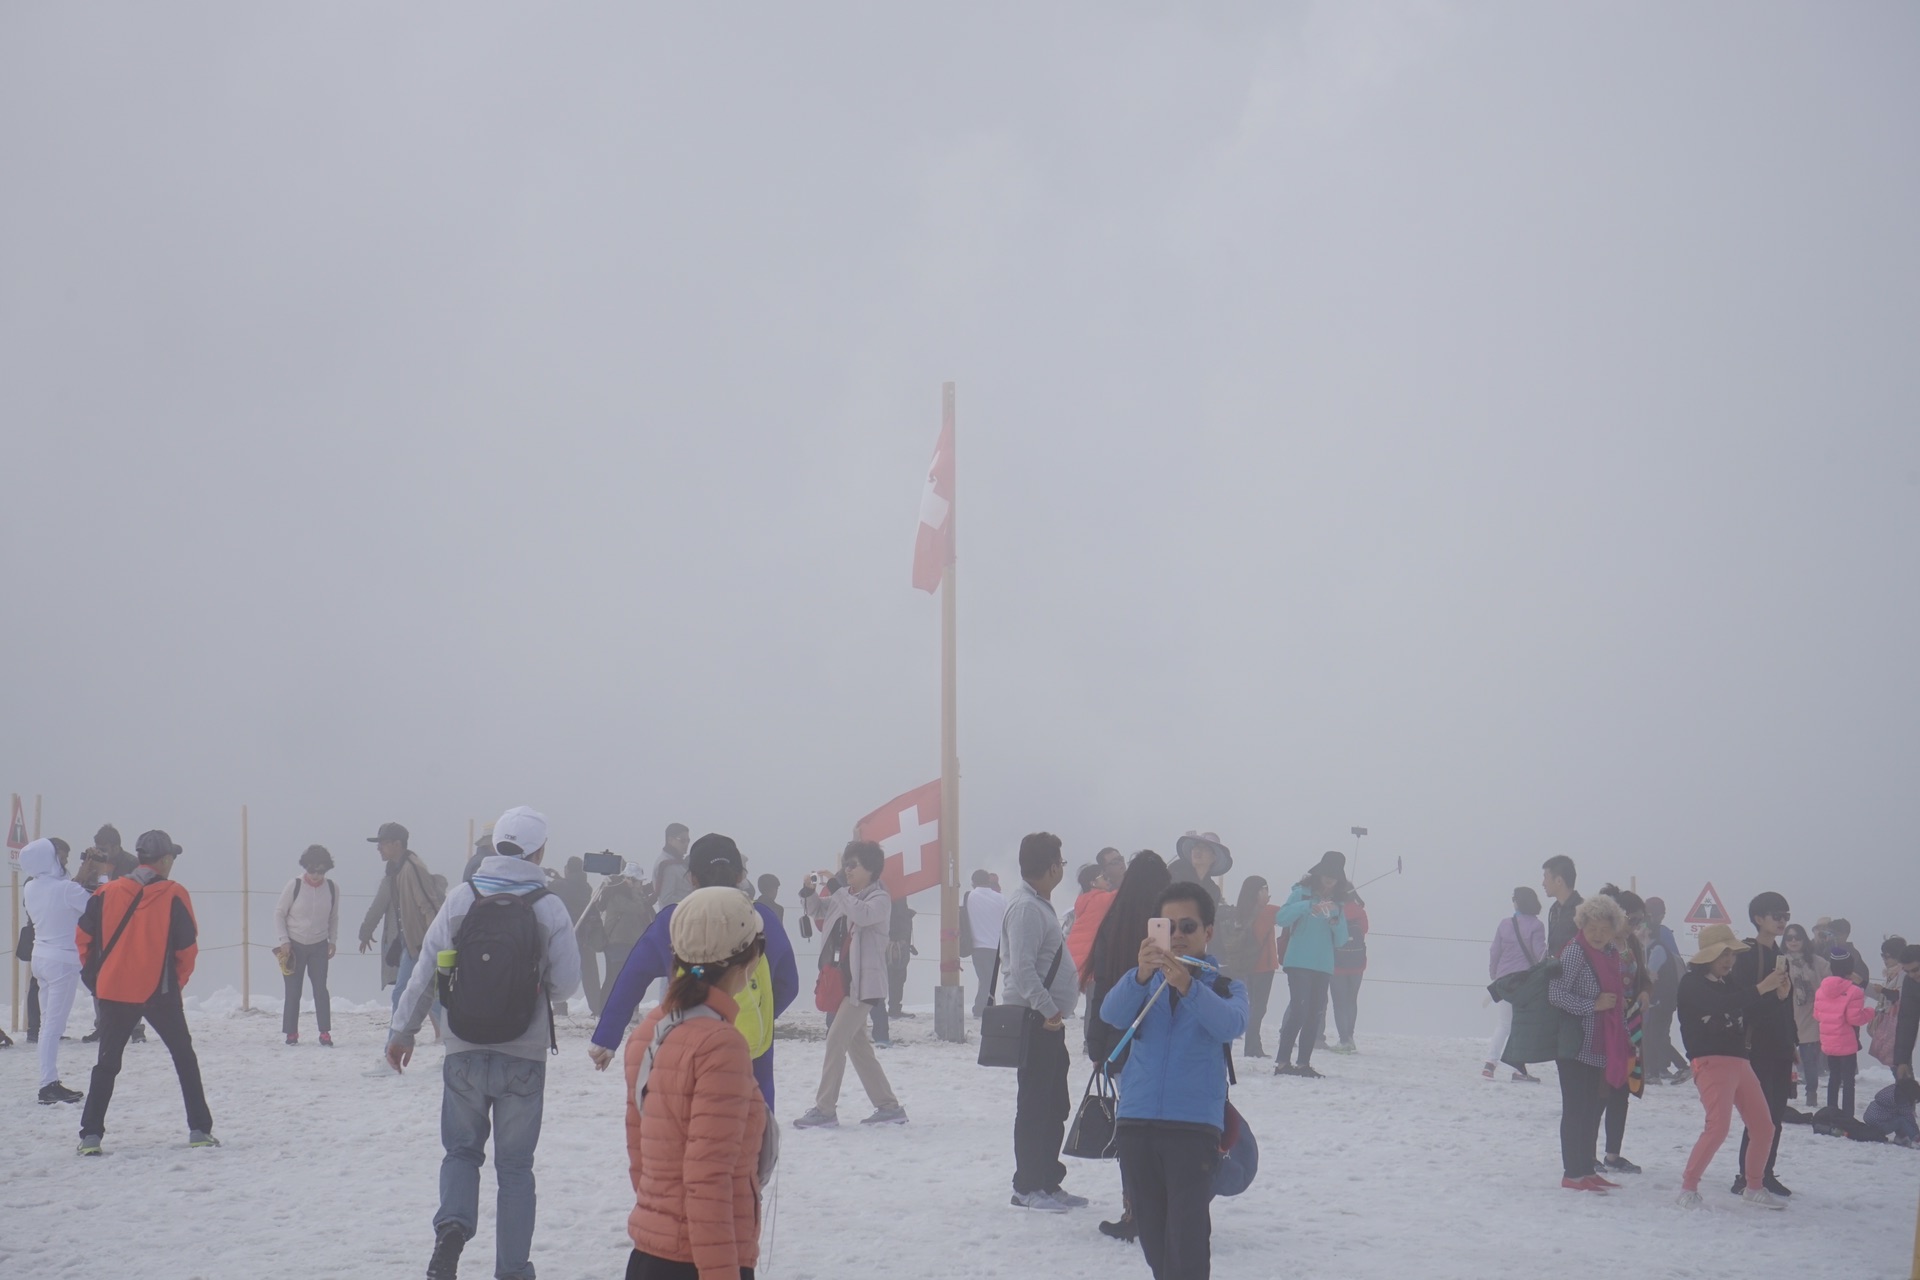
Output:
top-left (1673, 924), bottom-right (1790, 1210)
top-left (1169, 832), bottom-right (1231, 904)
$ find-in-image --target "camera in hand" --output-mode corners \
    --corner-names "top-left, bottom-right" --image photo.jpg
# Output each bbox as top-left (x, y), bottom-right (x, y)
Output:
top-left (582, 851), bottom-right (625, 876)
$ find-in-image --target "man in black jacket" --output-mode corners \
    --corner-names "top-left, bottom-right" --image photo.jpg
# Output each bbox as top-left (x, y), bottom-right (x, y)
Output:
top-left (1542, 856), bottom-right (1582, 956)
top-left (1895, 943), bottom-right (1920, 1083)
top-left (1729, 891), bottom-right (1796, 1196)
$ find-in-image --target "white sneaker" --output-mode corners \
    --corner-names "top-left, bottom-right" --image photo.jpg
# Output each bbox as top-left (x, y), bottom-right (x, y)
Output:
top-left (362, 1057), bottom-right (400, 1078)
top-left (1675, 1190), bottom-right (1704, 1210)
top-left (1011, 1189), bottom-right (1069, 1213)
top-left (1742, 1187), bottom-right (1787, 1211)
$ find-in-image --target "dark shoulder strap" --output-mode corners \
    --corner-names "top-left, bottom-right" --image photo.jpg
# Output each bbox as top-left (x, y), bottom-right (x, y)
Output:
top-left (100, 885), bottom-right (147, 964)
top-left (1043, 945), bottom-right (1064, 988)
top-left (292, 877), bottom-right (302, 905)
top-left (1512, 917), bottom-right (1537, 967)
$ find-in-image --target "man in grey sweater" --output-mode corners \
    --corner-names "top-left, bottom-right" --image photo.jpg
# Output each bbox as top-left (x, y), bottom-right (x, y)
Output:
top-left (387, 806), bottom-right (582, 1280)
top-left (1003, 831), bottom-right (1084, 1212)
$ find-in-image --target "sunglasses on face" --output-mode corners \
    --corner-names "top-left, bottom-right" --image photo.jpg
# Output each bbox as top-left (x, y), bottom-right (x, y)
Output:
top-left (1765, 912), bottom-right (1791, 922)
top-left (1165, 918), bottom-right (1204, 936)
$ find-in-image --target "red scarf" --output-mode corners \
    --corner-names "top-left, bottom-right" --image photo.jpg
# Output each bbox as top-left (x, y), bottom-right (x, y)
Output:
top-left (1577, 933), bottom-right (1631, 1088)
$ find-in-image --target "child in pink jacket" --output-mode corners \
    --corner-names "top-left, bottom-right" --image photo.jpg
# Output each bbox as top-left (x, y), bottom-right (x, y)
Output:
top-left (1814, 949), bottom-right (1876, 1117)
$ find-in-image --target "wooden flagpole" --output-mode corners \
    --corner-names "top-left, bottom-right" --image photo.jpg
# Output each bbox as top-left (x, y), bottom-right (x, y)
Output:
top-left (241, 804), bottom-right (251, 1012)
top-left (935, 381), bottom-right (965, 1043)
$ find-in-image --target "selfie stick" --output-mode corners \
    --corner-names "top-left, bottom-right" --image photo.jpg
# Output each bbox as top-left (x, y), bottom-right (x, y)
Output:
top-left (1355, 857), bottom-right (1404, 892)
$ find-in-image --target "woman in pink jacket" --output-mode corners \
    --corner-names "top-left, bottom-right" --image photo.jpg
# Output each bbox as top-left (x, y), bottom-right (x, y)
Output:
top-left (1813, 947), bottom-right (1877, 1118)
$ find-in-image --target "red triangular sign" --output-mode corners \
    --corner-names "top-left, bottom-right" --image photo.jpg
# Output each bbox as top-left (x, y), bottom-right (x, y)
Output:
top-left (1683, 882), bottom-right (1728, 926)
top-left (6, 795), bottom-right (26, 852)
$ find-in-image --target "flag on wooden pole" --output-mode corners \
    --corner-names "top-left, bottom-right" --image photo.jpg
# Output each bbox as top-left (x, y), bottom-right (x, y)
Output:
top-left (911, 417), bottom-right (955, 593)
top-left (857, 780), bottom-right (944, 900)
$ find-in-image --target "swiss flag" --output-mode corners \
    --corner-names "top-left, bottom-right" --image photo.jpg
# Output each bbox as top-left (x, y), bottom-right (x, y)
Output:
top-left (911, 418), bottom-right (954, 593)
top-left (856, 780), bottom-right (943, 899)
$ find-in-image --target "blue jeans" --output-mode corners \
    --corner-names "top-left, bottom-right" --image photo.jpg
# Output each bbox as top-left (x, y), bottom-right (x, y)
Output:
top-left (440, 1051), bottom-right (546, 1280)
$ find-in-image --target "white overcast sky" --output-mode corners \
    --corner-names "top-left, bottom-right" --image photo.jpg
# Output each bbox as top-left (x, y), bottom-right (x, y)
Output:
top-left (3, 4), bottom-right (1915, 1015)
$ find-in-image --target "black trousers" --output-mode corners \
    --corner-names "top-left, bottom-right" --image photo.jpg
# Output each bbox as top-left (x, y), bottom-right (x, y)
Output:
top-left (1556, 1058), bottom-right (1606, 1179)
top-left (1826, 1052), bottom-right (1859, 1117)
top-left (1275, 969), bottom-right (1331, 1066)
top-left (1737, 1053), bottom-right (1791, 1183)
top-left (282, 940), bottom-right (332, 1035)
top-left (79, 988), bottom-right (213, 1138)
top-left (1117, 1124), bottom-right (1218, 1280)
top-left (1603, 1083), bottom-right (1631, 1156)
top-left (626, 1251), bottom-right (754, 1279)
top-left (1012, 1023), bottom-right (1070, 1193)
top-left (1243, 971), bottom-right (1275, 1052)
top-left (27, 976), bottom-right (41, 1038)
top-left (886, 949), bottom-right (909, 1014)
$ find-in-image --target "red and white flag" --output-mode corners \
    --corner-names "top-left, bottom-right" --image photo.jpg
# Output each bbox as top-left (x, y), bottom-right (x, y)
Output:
top-left (911, 418), bottom-right (954, 593)
top-left (856, 780), bottom-right (943, 899)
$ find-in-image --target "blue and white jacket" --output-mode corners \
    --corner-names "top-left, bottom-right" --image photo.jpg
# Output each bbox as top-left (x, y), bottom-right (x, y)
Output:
top-left (1099, 953), bottom-right (1248, 1131)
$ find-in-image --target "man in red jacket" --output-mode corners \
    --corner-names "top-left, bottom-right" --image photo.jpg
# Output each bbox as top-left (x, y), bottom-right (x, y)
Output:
top-left (74, 829), bottom-right (215, 1155)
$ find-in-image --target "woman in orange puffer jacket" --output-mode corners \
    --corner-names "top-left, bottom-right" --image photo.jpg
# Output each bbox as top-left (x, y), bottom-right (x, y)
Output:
top-left (625, 886), bottom-right (769, 1280)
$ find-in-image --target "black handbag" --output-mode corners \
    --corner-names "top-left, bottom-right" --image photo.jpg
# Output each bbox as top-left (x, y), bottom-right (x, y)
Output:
top-left (15, 921), bottom-right (33, 963)
top-left (1487, 917), bottom-right (1546, 1003)
top-left (1063, 1065), bottom-right (1119, 1159)
top-left (977, 944), bottom-right (1064, 1068)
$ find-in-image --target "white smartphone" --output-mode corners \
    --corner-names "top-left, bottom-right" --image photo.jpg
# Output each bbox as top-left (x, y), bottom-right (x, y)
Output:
top-left (1148, 918), bottom-right (1172, 950)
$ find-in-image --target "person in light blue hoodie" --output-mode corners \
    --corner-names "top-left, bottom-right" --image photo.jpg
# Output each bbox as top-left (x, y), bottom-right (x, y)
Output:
top-left (1099, 880), bottom-right (1247, 1280)
top-left (1272, 851), bottom-right (1350, 1078)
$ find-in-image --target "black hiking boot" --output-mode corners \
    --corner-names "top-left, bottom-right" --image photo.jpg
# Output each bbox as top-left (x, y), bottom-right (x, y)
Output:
top-left (426, 1224), bottom-right (465, 1279)
top-left (39, 1082), bottom-right (84, 1105)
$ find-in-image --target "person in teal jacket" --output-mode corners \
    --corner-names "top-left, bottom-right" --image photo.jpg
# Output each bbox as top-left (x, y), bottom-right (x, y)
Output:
top-left (1272, 851), bottom-right (1351, 1078)
top-left (1099, 881), bottom-right (1247, 1280)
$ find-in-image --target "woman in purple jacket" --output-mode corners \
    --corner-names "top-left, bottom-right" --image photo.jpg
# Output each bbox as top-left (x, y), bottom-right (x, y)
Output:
top-left (1485, 887), bottom-right (1546, 1082)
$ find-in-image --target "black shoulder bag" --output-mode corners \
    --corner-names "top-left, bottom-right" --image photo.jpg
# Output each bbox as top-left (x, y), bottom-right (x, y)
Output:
top-left (977, 944), bottom-right (1064, 1068)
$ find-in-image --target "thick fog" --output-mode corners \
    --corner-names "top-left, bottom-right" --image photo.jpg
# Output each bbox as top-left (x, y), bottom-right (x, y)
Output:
top-left (4, 4), bottom-right (1915, 1033)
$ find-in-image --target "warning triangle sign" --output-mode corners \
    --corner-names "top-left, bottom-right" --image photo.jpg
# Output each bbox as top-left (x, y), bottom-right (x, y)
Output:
top-left (7, 795), bottom-right (26, 852)
top-left (1684, 882), bottom-right (1728, 926)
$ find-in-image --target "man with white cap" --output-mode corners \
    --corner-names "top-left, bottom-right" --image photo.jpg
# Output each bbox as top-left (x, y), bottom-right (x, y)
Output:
top-left (20, 837), bottom-right (92, 1104)
top-left (387, 806), bottom-right (582, 1280)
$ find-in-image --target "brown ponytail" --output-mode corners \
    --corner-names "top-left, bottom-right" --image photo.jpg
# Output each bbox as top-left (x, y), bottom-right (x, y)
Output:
top-left (664, 936), bottom-right (765, 1014)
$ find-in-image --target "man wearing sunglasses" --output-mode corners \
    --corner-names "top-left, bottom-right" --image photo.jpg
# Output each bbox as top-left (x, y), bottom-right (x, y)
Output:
top-left (1100, 881), bottom-right (1248, 1280)
top-left (1728, 891), bottom-right (1797, 1197)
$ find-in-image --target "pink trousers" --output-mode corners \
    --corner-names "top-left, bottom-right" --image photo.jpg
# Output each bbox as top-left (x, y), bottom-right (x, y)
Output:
top-left (1683, 1055), bottom-right (1774, 1191)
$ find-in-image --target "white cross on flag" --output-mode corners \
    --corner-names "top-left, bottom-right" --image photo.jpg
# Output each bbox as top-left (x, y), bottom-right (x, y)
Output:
top-left (856, 780), bottom-right (943, 899)
top-left (911, 418), bottom-right (954, 593)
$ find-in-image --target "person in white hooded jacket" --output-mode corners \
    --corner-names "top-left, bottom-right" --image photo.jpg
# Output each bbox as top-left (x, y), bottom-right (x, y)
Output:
top-left (21, 837), bottom-right (93, 1104)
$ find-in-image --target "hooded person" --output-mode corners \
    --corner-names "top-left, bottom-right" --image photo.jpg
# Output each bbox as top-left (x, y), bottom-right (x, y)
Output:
top-left (21, 838), bottom-right (92, 1104)
top-left (1167, 831), bottom-right (1231, 906)
top-left (74, 829), bottom-right (215, 1154)
top-left (387, 805), bottom-right (583, 1280)
top-left (588, 834), bottom-right (800, 1108)
top-left (623, 886), bottom-right (770, 1279)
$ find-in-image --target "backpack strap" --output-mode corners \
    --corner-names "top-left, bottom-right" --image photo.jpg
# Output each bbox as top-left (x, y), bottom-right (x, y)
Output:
top-left (1512, 917), bottom-right (1538, 967)
top-left (633, 1004), bottom-right (727, 1104)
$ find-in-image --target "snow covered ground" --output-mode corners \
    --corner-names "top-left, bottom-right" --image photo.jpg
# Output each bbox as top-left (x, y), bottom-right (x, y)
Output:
top-left (3, 989), bottom-right (1913, 1279)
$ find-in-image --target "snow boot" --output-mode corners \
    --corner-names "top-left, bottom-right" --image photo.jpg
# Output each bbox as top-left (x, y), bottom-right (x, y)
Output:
top-left (426, 1224), bottom-right (465, 1279)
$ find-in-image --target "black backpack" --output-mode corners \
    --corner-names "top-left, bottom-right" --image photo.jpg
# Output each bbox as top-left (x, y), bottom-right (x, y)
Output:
top-left (438, 880), bottom-right (557, 1052)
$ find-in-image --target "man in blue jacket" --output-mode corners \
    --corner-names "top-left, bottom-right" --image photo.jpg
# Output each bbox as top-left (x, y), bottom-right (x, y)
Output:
top-left (1100, 881), bottom-right (1248, 1280)
top-left (586, 833), bottom-right (799, 1107)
